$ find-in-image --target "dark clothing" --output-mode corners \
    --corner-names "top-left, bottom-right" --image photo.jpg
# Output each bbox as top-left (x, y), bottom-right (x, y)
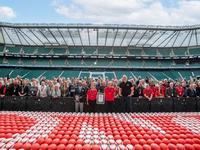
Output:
top-left (182, 87), bottom-right (188, 97)
top-left (7, 84), bottom-right (19, 96)
top-left (119, 81), bottom-right (133, 112)
top-left (69, 84), bottom-right (75, 97)
top-left (29, 86), bottom-right (38, 96)
top-left (98, 86), bottom-right (105, 93)
top-left (196, 87), bottom-right (200, 97)
top-left (106, 101), bottom-right (114, 113)
top-left (0, 84), bottom-right (6, 95)
top-left (88, 101), bottom-right (96, 113)
top-left (165, 87), bottom-right (177, 97)
top-left (18, 85), bottom-right (29, 96)
top-left (134, 86), bottom-right (144, 97)
top-left (187, 89), bottom-right (197, 97)
top-left (75, 86), bottom-right (88, 102)
top-left (119, 81), bottom-right (133, 97)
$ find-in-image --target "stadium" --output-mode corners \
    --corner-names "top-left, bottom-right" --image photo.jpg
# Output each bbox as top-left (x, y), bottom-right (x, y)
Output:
top-left (0, 1), bottom-right (200, 149)
top-left (0, 23), bottom-right (200, 79)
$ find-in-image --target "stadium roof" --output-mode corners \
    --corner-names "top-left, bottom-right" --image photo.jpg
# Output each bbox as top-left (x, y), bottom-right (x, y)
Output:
top-left (0, 22), bottom-right (200, 48)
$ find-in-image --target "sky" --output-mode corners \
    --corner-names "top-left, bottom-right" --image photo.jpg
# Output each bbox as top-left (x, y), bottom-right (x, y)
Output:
top-left (0, 0), bottom-right (200, 25)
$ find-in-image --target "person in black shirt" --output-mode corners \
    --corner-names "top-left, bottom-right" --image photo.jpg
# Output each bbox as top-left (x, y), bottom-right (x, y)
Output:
top-left (29, 81), bottom-right (38, 96)
top-left (8, 79), bottom-right (19, 96)
top-left (187, 84), bottom-right (197, 97)
top-left (18, 80), bottom-right (29, 96)
top-left (119, 75), bottom-right (134, 112)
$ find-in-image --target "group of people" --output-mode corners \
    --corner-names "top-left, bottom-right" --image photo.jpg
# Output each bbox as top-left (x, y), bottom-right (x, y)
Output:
top-left (0, 75), bottom-right (200, 112)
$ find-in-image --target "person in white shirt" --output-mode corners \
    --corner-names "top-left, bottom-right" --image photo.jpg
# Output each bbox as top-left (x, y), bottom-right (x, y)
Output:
top-left (37, 81), bottom-right (48, 97)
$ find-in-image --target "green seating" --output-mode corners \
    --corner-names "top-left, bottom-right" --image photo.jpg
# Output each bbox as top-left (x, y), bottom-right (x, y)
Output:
top-left (98, 47), bottom-right (111, 55)
top-left (129, 49), bottom-right (142, 56)
top-left (8, 58), bottom-right (19, 65)
top-left (62, 70), bottom-right (80, 78)
top-left (25, 70), bottom-right (45, 79)
top-left (52, 59), bottom-right (65, 66)
top-left (129, 60), bottom-right (143, 68)
top-left (144, 60), bottom-right (158, 68)
top-left (68, 47), bottom-right (82, 54)
top-left (143, 49), bottom-right (157, 56)
top-left (84, 47), bottom-right (97, 54)
top-left (173, 48), bottom-right (187, 56)
top-left (113, 59), bottom-right (127, 66)
top-left (37, 48), bottom-right (51, 55)
top-left (113, 48), bottom-right (126, 55)
top-left (36, 59), bottom-right (49, 66)
top-left (0, 46), bottom-right (4, 53)
top-left (158, 49), bottom-right (171, 56)
top-left (23, 47), bottom-right (36, 54)
top-left (7, 47), bottom-right (21, 54)
top-left (68, 59), bottom-right (83, 66)
top-left (189, 48), bottom-right (200, 56)
top-left (115, 71), bottom-right (132, 79)
top-left (43, 70), bottom-right (62, 79)
top-left (53, 48), bottom-right (66, 54)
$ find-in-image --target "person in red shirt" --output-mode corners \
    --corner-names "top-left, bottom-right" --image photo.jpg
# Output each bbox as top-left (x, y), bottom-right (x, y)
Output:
top-left (154, 82), bottom-right (165, 98)
top-left (0, 80), bottom-right (6, 97)
top-left (143, 84), bottom-right (154, 101)
top-left (104, 81), bottom-right (116, 112)
top-left (87, 82), bottom-right (98, 112)
top-left (175, 83), bottom-right (184, 97)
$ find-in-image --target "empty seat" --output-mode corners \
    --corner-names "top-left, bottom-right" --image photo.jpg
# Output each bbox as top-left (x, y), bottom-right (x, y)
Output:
top-left (68, 47), bottom-right (82, 54)
top-left (143, 49), bottom-right (157, 56)
top-left (36, 59), bottom-right (50, 66)
top-left (37, 48), bottom-right (51, 55)
top-left (158, 49), bottom-right (171, 56)
top-left (53, 48), bottom-right (66, 55)
top-left (23, 47), bottom-right (36, 54)
top-left (98, 47), bottom-right (112, 55)
top-left (173, 48), bottom-right (187, 56)
top-left (7, 47), bottom-right (21, 54)
top-left (113, 48), bottom-right (126, 55)
top-left (128, 49), bottom-right (142, 56)
top-left (144, 60), bottom-right (158, 68)
top-left (189, 48), bottom-right (200, 56)
top-left (52, 59), bottom-right (65, 66)
top-left (84, 47), bottom-right (97, 54)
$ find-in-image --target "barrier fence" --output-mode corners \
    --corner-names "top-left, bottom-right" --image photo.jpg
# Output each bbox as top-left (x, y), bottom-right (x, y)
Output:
top-left (0, 96), bottom-right (200, 112)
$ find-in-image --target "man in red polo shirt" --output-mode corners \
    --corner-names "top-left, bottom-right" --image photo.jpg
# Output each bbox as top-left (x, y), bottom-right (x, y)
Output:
top-left (175, 83), bottom-right (184, 97)
top-left (104, 81), bottom-right (115, 112)
top-left (87, 82), bottom-right (98, 112)
top-left (143, 84), bottom-right (154, 101)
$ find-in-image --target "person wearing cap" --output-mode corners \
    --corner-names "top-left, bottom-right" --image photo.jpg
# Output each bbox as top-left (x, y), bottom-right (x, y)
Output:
top-left (86, 82), bottom-right (98, 112)
top-left (104, 81), bottom-right (115, 112)
top-left (119, 75), bottom-right (134, 112)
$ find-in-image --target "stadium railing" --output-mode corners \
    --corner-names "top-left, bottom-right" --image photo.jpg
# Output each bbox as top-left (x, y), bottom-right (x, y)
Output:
top-left (0, 97), bottom-right (200, 113)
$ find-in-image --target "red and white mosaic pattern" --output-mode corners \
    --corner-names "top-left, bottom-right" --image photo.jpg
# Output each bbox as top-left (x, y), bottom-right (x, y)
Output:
top-left (0, 111), bottom-right (200, 150)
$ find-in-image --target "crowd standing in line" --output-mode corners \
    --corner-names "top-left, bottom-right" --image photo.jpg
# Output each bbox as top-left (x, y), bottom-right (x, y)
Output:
top-left (0, 75), bottom-right (200, 112)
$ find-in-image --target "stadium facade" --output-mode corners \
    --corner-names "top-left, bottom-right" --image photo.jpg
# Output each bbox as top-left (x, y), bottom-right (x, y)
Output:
top-left (0, 22), bottom-right (200, 80)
